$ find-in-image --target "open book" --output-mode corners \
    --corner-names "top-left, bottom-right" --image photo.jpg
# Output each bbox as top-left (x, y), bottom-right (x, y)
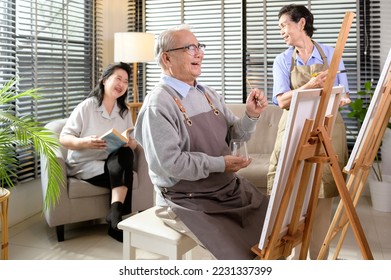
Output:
top-left (100, 127), bottom-right (134, 154)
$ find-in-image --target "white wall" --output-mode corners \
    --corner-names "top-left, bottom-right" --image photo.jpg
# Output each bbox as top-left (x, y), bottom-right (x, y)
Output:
top-left (380, 0), bottom-right (391, 179)
top-left (7, 180), bottom-right (43, 227)
top-left (380, 0), bottom-right (391, 69)
top-left (102, 0), bottom-right (128, 68)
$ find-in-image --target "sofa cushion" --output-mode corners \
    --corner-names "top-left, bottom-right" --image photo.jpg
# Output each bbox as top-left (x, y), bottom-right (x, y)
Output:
top-left (247, 106), bottom-right (283, 155)
top-left (237, 153), bottom-right (271, 194)
top-left (226, 103), bottom-right (283, 192)
top-left (68, 177), bottom-right (110, 199)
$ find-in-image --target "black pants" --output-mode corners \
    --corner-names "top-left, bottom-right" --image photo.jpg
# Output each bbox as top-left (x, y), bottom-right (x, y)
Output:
top-left (85, 147), bottom-right (134, 215)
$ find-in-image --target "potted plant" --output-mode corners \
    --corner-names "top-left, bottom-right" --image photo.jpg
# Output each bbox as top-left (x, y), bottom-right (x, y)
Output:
top-left (348, 80), bottom-right (391, 211)
top-left (0, 79), bottom-right (64, 209)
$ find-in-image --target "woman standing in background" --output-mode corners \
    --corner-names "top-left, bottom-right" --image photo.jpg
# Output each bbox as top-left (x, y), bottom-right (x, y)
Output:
top-left (267, 4), bottom-right (351, 259)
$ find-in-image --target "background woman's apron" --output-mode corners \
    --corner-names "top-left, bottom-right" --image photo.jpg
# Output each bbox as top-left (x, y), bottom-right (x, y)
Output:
top-left (267, 41), bottom-right (347, 198)
top-left (161, 89), bottom-right (269, 260)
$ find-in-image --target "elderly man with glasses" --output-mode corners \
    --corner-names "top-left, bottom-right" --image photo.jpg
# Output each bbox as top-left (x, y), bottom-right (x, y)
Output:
top-left (134, 24), bottom-right (269, 260)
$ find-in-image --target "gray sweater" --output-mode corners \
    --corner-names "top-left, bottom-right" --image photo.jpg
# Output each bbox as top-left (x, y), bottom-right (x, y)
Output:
top-left (135, 78), bottom-right (258, 206)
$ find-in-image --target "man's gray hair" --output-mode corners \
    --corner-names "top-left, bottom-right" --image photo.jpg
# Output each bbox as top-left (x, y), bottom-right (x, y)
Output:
top-left (155, 24), bottom-right (192, 68)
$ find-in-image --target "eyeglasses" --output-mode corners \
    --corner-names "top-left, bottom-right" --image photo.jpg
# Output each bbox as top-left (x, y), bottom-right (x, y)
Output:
top-left (165, 43), bottom-right (206, 55)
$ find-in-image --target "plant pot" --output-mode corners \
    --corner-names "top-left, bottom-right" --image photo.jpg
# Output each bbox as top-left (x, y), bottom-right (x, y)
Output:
top-left (369, 175), bottom-right (391, 212)
top-left (0, 188), bottom-right (8, 197)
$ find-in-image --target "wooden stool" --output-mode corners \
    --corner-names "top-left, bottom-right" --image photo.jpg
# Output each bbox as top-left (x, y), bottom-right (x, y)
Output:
top-left (0, 189), bottom-right (10, 260)
top-left (118, 206), bottom-right (197, 260)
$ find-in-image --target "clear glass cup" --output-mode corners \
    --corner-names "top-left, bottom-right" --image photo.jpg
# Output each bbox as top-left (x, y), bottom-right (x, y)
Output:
top-left (229, 139), bottom-right (249, 160)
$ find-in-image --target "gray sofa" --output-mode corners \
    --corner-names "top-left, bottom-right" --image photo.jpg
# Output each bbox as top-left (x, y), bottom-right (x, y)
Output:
top-left (40, 118), bottom-right (154, 241)
top-left (226, 104), bottom-right (283, 194)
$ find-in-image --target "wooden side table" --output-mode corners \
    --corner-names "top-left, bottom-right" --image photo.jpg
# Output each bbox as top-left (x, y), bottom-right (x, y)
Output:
top-left (0, 188), bottom-right (10, 260)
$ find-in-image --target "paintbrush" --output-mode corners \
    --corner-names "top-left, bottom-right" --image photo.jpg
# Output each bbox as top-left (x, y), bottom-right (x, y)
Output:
top-left (311, 69), bottom-right (347, 77)
top-left (246, 78), bottom-right (261, 106)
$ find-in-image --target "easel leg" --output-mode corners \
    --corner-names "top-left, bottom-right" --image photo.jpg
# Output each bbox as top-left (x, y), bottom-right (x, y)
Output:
top-left (319, 127), bottom-right (373, 259)
top-left (332, 222), bottom-right (350, 259)
top-left (319, 167), bottom-right (370, 259)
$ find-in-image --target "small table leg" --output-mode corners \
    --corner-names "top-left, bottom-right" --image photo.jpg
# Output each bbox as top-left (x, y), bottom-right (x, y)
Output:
top-left (122, 231), bottom-right (136, 259)
top-left (184, 250), bottom-right (193, 260)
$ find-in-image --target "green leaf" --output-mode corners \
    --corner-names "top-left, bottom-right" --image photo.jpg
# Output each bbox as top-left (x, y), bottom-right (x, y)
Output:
top-left (364, 81), bottom-right (372, 91)
top-left (0, 78), bottom-right (63, 209)
top-left (351, 98), bottom-right (364, 109)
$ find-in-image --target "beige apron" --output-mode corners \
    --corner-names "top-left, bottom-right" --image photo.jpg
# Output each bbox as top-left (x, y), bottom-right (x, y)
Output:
top-left (267, 41), bottom-right (347, 198)
top-left (159, 84), bottom-right (269, 260)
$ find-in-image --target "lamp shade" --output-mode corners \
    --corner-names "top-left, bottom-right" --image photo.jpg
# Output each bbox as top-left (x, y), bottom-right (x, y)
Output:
top-left (114, 32), bottom-right (155, 63)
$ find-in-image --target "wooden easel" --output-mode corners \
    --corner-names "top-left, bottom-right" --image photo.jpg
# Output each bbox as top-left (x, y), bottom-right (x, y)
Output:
top-left (252, 11), bottom-right (374, 260)
top-left (318, 57), bottom-right (391, 260)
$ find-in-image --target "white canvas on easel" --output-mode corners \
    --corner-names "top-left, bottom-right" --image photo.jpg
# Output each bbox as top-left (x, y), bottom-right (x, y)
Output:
top-left (258, 85), bottom-right (344, 250)
top-left (345, 48), bottom-right (391, 172)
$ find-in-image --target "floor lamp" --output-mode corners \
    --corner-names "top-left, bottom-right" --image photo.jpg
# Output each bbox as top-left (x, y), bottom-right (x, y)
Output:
top-left (114, 32), bottom-right (155, 122)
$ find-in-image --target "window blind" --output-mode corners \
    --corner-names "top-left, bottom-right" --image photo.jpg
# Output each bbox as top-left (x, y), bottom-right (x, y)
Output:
top-left (94, 0), bottom-right (103, 86)
top-left (0, 0), bottom-right (16, 186)
top-left (145, 0), bottom-right (183, 98)
top-left (0, 0), bottom-right (15, 83)
top-left (145, 0), bottom-right (243, 103)
top-left (350, 0), bottom-right (381, 149)
top-left (0, 0), bottom-right (94, 184)
top-left (143, 0), bottom-right (385, 153)
top-left (144, 1), bottom-right (359, 102)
